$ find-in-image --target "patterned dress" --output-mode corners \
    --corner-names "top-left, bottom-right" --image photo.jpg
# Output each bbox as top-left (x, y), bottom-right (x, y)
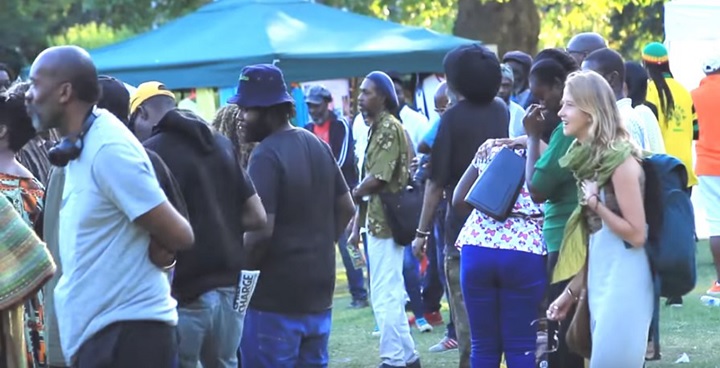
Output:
top-left (0, 173), bottom-right (46, 368)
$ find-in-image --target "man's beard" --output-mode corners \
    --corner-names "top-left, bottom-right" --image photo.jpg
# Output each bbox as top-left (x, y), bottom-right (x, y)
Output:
top-left (245, 123), bottom-right (273, 142)
top-left (30, 110), bottom-right (59, 133)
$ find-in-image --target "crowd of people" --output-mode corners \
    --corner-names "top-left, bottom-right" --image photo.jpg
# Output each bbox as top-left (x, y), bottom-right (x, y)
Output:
top-left (0, 29), bottom-right (717, 368)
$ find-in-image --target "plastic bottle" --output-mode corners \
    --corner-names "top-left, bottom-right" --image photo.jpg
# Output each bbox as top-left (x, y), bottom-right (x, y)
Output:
top-left (700, 295), bottom-right (720, 306)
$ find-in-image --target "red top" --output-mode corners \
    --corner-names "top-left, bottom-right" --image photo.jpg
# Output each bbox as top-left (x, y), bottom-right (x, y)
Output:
top-left (313, 120), bottom-right (331, 144)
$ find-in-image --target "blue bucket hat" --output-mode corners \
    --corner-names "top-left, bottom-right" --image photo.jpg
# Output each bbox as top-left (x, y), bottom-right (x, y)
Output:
top-left (227, 64), bottom-right (294, 108)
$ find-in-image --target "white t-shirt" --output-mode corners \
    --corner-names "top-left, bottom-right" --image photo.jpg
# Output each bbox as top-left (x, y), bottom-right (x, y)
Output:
top-left (399, 105), bottom-right (430, 153)
top-left (54, 109), bottom-right (177, 364)
top-left (634, 104), bottom-right (666, 154)
top-left (617, 98), bottom-right (650, 150)
top-left (508, 100), bottom-right (527, 138)
top-left (352, 113), bottom-right (370, 174)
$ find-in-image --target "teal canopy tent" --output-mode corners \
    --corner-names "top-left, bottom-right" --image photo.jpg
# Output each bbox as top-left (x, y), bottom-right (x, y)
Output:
top-left (89, 0), bottom-right (478, 89)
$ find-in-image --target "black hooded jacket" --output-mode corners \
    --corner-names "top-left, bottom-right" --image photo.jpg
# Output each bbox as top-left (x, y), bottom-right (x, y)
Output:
top-left (144, 109), bottom-right (256, 302)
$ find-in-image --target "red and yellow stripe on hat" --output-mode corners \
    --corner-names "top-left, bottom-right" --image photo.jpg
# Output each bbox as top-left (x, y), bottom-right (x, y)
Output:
top-left (642, 42), bottom-right (669, 65)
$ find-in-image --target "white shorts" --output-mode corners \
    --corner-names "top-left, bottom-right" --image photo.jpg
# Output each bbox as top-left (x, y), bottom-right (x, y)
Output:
top-left (699, 176), bottom-right (720, 236)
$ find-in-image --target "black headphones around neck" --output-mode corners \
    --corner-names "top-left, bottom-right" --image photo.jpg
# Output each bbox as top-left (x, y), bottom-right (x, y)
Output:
top-left (48, 108), bottom-right (98, 167)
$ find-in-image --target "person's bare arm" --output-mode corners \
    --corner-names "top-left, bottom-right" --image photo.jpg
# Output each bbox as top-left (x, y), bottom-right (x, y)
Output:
top-left (335, 192), bottom-right (355, 240)
top-left (353, 175), bottom-right (386, 198)
top-left (587, 157), bottom-right (647, 248)
top-left (241, 194), bottom-right (267, 230)
top-left (525, 135), bottom-right (548, 203)
top-left (404, 129), bottom-right (416, 163)
top-left (135, 202), bottom-right (194, 251)
top-left (417, 179), bottom-right (443, 233)
top-left (244, 214), bottom-right (275, 269)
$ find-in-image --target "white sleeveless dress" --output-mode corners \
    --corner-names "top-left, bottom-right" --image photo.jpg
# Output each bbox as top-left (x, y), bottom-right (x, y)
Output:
top-left (587, 187), bottom-right (653, 368)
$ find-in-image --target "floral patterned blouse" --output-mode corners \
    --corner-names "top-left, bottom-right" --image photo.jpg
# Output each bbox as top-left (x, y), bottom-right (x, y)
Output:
top-left (455, 148), bottom-right (546, 256)
top-left (360, 112), bottom-right (410, 239)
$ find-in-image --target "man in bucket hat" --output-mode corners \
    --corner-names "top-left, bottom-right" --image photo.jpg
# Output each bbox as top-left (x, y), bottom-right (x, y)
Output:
top-left (231, 64), bottom-right (355, 367)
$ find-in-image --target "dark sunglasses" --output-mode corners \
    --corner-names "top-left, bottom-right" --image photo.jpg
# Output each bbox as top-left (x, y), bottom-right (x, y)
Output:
top-left (524, 318), bottom-right (559, 357)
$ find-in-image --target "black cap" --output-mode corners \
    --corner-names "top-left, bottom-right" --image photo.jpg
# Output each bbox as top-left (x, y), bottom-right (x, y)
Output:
top-left (98, 75), bottom-right (130, 125)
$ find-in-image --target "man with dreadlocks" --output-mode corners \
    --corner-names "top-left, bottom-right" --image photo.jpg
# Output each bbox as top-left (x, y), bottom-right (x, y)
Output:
top-left (643, 42), bottom-right (698, 307)
top-left (643, 42), bottom-right (698, 190)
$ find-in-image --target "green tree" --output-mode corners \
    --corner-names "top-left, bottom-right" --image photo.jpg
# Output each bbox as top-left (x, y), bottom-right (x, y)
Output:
top-left (0, 0), bottom-right (210, 74)
top-left (0, 0), bottom-right (76, 75)
top-left (322, 0), bottom-right (665, 58)
top-left (610, 0), bottom-right (665, 60)
top-left (48, 22), bottom-right (136, 51)
top-left (322, 0), bottom-right (456, 34)
top-left (452, 0), bottom-right (666, 57)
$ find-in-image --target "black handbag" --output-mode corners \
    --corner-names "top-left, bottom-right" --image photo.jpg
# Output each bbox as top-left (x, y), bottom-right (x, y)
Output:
top-left (379, 179), bottom-right (423, 246)
top-left (464, 147), bottom-right (526, 222)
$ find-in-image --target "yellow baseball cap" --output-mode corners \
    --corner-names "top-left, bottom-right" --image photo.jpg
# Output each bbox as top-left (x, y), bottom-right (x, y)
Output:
top-left (130, 81), bottom-right (176, 115)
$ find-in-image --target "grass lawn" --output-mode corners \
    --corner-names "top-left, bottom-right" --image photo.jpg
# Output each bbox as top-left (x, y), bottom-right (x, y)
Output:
top-left (327, 241), bottom-right (720, 367)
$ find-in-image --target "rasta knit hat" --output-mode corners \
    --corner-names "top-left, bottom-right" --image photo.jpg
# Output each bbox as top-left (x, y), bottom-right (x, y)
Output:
top-left (365, 71), bottom-right (399, 112)
top-left (642, 42), bottom-right (669, 65)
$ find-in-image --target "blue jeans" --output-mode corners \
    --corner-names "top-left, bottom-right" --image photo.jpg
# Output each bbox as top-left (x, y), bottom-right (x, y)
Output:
top-left (460, 246), bottom-right (547, 368)
top-left (422, 227), bottom-right (445, 314)
top-left (338, 230), bottom-right (368, 301)
top-left (403, 245), bottom-right (425, 319)
top-left (177, 287), bottom-right (242, 368)
top-left (241, 308), bottom-right (332, 368)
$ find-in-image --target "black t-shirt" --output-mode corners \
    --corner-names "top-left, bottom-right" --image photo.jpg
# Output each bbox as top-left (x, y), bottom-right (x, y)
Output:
top-left (247, 128), bottom-right (349, 314)
top-left (144, 109), bottom-right (257, 302)
top-left (430, 98), bottom-right (509, 251)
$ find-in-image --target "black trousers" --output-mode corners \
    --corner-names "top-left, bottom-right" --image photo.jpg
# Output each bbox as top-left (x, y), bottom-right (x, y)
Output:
top-left (547, 252), bottom-right (585, 368)
top-left (74, 320), bottom-right (177, 368)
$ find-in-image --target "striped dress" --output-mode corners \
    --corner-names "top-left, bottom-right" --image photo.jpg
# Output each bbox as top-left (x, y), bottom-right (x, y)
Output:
top-left (0, 173), bottom-right (47, 368)
top-left (0, 174), bottom-right (54, 368)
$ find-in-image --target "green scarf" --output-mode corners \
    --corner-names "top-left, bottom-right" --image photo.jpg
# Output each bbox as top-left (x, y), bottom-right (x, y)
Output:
top-left (552, 139), bottom-right (636, 283)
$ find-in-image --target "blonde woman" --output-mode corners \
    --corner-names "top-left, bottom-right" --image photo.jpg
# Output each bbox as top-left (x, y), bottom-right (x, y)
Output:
top-left (546, 70), bottom-right (653, 367)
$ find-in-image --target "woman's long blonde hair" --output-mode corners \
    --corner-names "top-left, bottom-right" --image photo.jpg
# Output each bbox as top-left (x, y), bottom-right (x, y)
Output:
top-left (564, 70), bottom-right (640, 160)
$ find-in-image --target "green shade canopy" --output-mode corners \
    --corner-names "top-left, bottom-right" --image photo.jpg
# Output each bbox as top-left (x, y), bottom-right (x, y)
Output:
top-left (89, 0), bottom-right (478, 88)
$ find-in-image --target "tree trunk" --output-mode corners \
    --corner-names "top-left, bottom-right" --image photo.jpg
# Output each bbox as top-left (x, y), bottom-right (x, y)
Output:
top-left (453, 0), bottom-right (540, 57)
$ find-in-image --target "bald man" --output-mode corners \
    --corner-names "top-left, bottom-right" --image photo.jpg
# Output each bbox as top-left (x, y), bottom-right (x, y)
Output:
top-left (566, 32), bottom-right (607, 65)
top-left (26, 46), bottom-right (194, 368)
top-left (418, 82), bottom-right (448, 154)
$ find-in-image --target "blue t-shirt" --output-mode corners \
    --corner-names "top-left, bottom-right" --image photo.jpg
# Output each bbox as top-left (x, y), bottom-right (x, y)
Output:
top-left (55, 109), bottom-right (176, 364)
top-left (422, 115), bottom-right (442, 147)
